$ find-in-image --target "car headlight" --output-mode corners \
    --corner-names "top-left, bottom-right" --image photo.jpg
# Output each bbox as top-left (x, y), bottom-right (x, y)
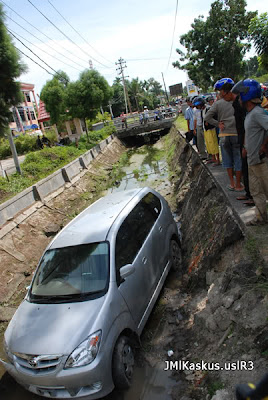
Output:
top-left (65, 331), bottom-right (101, 369)
top-left (3, 339), bottom-right (13, 364)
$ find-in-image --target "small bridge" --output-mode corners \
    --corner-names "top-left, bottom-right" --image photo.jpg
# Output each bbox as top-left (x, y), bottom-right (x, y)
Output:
top-left (114, 115), bottom-right (176, 139)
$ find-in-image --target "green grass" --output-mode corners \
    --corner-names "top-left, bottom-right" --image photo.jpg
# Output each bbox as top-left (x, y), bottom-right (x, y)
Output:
top-left (174, 115), bottom-right (188, 132)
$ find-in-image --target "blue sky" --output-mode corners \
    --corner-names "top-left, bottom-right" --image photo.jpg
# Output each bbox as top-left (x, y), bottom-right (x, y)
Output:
top-left (2, 0), bottom-right (267, 98)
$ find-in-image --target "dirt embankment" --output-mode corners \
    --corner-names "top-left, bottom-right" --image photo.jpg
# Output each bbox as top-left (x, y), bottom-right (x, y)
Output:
top-left (165, 125), bottom-right (268, 399)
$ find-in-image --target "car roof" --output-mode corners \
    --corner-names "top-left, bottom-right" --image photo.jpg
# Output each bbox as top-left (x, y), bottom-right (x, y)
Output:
top-left (49, 188), bottom-right (144, 249)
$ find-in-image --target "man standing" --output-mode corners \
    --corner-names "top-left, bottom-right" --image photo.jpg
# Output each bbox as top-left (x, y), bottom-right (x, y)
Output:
top-left (193, 96), bottom-right (207, 159)
top-left (184, 96), bottom-right (196, 145)
top-left (232, 79), bottom-right (268, 226)
top-left (204, 78), bottom-right (243, 191)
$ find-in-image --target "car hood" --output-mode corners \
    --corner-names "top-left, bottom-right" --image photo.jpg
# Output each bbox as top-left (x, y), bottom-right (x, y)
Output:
top-left (5, 296), bottom-right (106, 356)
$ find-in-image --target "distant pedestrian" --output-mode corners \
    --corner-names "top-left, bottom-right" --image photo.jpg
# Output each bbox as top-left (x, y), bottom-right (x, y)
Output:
top-left (193, 96), bottom-right (207, 159)
top-left (205, 78), bottom-right (243, 192)
top-left (232, 79), bottom-right (268, 226)
top-left (143, 106), bottom-right (149, 124)
top-left (184, 96), bottom-right (195, 145)
top-left (120, 112), bottom-right (127, 129)
top-left (203, 96), bottom-right (220, 165)
top-left (139, 112), bottom-right (144, 125)
top-left (41, 134), bottom-right (51, 147)
top-left (36, 135), bottom-right (43, 149)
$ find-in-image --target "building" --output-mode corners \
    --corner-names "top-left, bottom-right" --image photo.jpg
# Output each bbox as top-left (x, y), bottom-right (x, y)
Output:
top-left (9, 83), bottom-right (39, 133)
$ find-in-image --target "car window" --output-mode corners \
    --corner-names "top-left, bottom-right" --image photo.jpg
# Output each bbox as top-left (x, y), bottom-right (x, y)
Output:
top-left (115, 193), bottom-right (160, 274)
top-left (30, 242), bottom-right (109, 302)
top-left (142, 192), bottom-right (162, 218)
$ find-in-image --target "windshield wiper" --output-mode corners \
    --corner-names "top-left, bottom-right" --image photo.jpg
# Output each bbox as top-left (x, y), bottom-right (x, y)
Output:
top-left (30, 290), bottom-right (104, 303)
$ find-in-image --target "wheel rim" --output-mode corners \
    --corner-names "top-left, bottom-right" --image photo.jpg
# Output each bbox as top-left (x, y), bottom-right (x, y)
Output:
top-left (171, 240), bottom-right (181, 270)
top-left (122, 344), bottom-right (134, 380)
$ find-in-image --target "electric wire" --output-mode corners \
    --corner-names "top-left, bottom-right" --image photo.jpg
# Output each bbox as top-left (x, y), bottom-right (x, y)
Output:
top-left (8, 28), bottom-right (82, 72)
top-left (27, 0), bottom-right (112, 69)
top-left (166, 0), bottom-right (179, 71)
top-left (14, 46), bottom-right (55, 77)
top-left (47, 0), bottom-right (113, 65)
top-left (9, 30), bottom-right (63, 77)
top-left (1, 0), bottom-right (89, 66)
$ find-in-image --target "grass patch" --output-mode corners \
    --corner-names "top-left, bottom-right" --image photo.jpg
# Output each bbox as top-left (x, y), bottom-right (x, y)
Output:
top-left (207, 380), bottom-right (225, 397)
top-left (174, 115), bottom-right (188, 132)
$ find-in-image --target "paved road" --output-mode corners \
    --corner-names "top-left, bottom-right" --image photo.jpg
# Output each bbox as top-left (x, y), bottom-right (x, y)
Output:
top-left (0, 155), bottom-right (26, 176)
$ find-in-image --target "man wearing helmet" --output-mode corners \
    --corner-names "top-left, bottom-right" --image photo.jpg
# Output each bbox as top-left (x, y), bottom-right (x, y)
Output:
top-left (232, 79), bottom-right (268, 226)
top-left (193, 96), bottom-right (207, 159)
top-left (204, 78), bottom-right (243, 191)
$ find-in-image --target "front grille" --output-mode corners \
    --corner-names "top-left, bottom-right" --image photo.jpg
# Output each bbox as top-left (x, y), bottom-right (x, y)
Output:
top-left (13, 352), bottom-right (63, 375)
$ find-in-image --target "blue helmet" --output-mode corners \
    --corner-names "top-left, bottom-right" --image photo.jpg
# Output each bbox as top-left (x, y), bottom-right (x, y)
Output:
top-left (214, 78), bottom-right (234, 90)
top-left (192, 96), bottom-right (205, 107)
top-left (231, 79), bottom-right (262, 102)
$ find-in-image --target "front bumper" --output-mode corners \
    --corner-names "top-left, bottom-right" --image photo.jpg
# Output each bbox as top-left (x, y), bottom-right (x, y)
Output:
top-left (0, 354), bottom-right (114, 399)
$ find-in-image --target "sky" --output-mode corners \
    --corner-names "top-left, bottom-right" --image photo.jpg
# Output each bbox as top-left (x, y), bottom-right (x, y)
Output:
top-left (2, 0), bottom-right (267, 100)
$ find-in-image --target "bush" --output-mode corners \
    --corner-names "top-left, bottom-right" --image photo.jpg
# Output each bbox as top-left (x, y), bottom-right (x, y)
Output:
top-left (0, 138), bottom-right (12, 158)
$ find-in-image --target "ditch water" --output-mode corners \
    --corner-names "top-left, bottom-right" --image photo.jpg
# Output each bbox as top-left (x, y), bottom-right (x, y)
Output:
top-left (0, 138), bottom-right (179, 400)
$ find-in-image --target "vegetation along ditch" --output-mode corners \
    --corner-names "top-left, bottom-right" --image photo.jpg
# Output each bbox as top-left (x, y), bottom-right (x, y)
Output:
top-left (0, 124), bottom-right (267, 399)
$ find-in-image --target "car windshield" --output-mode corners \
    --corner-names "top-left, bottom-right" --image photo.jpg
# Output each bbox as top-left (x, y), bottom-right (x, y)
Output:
top-left (30, 242), bottom-right (109, 302)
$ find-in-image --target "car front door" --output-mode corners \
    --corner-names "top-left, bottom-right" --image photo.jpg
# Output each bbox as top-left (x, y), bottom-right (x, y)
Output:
top-left (115, 199), bottom-right (157, 327)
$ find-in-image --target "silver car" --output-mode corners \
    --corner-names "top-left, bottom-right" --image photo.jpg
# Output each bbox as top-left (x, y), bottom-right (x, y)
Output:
top-left (1, 187), bottom-right (181, 399)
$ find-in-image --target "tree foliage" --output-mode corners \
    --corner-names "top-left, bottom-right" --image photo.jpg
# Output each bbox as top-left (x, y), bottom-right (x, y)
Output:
top-left (65, 70), bottom-right (113, 121)
top-left (173, 0), bottom-right (257, 89)
top-left (249, 13), bottom-right (268, 70)
top-left (40, 72), bottom-right (69, 125)
top-left (0, 4), bottom-right (27, 136)
top-left (111, 76), bottom-right (163, 116)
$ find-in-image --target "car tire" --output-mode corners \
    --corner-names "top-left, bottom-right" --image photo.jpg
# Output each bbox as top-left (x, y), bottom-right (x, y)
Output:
top-left (112, 335), bottom-right (134, 390)
top-left (170, 239), bottom-right (182, 272)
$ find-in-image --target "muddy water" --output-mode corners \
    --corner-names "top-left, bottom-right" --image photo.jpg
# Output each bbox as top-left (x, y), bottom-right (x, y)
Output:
top-left (0, 140), bottom-right (178, 400)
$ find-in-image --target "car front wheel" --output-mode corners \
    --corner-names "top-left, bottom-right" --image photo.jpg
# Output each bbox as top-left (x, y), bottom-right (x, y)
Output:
top-left (112, 335), bottom-right (134, 389)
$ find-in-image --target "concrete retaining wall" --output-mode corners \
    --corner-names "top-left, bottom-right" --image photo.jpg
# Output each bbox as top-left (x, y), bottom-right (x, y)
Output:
top-left (0, 134), bottom-right (114, 228)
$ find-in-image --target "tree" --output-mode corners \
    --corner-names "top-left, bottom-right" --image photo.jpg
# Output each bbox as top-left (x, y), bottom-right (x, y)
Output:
top-left (173, 0), bottom-right (257, 89)
top-left (40, 72), bottom-right (69, 125)
top-left (66, 70), bottom-right (113, 121)
top-left (0, 4), bottom-right (27, 136)
top-left (249, 13), bottom-right (268, 70)
top-left (111, 78), bottom-right (125, 117)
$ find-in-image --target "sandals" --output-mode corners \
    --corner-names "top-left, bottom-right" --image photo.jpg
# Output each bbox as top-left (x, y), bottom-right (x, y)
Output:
top-left (234, 186), bottom-right (245, 192)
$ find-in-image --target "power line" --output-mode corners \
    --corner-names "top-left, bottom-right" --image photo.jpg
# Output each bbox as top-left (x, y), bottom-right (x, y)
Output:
top-left (8, 29), bottom-right (63, 78)
top-left (166, 0), bottom-right (179, 71)
top-left (15, 46), bottom-right (54, 77)
top-left (27, 0), bottom-right (112, 69)
top-left (47, 0), bottom-right (113, 66)
top-left (8, 28), bottom-right (82, 72)
top-left (1, 0), bottom-right (89, 67)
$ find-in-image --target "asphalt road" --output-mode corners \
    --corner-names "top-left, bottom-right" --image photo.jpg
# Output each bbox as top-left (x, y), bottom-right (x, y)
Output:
top-left (0, 155), bottom-right (26, 176)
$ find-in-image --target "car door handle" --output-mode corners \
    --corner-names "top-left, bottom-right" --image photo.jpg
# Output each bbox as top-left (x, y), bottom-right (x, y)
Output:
top-left (142, 257), bottom-right (147, 264)
top-left (159, 226), bottom-right (163, 232)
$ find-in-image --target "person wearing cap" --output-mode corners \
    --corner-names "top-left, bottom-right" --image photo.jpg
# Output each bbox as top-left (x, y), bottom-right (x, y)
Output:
top-left (204, 78), bottom-right (243, 191)
top-left (232, 79), bottom-right (268, 226)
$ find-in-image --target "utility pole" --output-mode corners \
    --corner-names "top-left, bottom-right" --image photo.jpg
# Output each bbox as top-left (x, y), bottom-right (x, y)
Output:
top-left (116, 57), bottom-right (132, 114)
top-left (89, 59), bottom-right (93, 70)
top-left (8, 129), bottom-right (22, 175)
top-left (162, 72), bottom-right (170, 105)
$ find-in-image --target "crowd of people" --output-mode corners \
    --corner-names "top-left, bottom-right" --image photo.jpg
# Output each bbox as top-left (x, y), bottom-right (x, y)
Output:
top-left (184, 78), bottom-right (268, 226)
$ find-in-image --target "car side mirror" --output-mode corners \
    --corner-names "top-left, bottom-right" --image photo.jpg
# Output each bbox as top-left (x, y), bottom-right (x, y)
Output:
top-left (120, 264), bottom-right (135, 280)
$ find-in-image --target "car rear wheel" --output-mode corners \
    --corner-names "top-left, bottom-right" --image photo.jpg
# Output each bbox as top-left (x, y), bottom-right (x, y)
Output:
top-left (112, 335), bottom-right (134, 389)
top-left (170, 239), bottom-right (182, 271)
